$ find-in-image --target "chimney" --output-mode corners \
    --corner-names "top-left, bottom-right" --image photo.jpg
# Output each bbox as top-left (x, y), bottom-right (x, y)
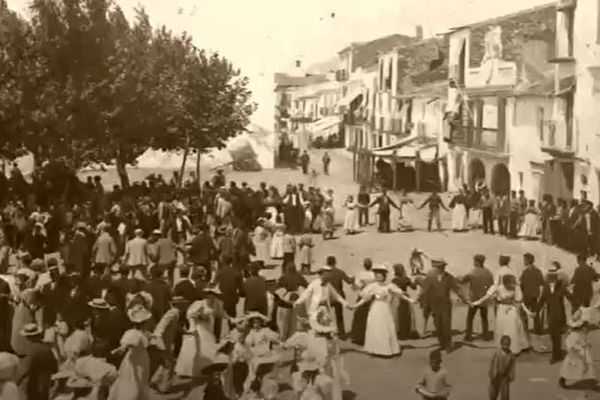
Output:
top-left (416, 25), bottom-right (423, 40)
top-left (290, 58), bottom-right (306, 78)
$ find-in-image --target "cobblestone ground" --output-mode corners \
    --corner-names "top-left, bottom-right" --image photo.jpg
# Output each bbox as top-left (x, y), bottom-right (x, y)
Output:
top-left (90, 149), bottom-right (600, 400)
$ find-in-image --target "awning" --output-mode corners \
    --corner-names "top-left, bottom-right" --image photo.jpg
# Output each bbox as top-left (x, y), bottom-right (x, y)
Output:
top-left (310, 116), bottom-right (341, 137)
top-left (371, 135), bottom-right (418, 155)
top-left (337, 86), bottom-right (363, 110)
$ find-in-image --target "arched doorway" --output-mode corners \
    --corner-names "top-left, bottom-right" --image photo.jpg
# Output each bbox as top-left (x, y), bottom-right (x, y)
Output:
top-left (468, 158), bottom-right (486, 189)
top-left (491, 163), bottom-right (510, 195)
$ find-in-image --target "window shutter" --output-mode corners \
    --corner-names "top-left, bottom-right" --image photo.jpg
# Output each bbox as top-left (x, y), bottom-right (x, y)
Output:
top-left (498, 97), bottom-right (506, 150)
top-left (476, 99), bottom-right (484, 146)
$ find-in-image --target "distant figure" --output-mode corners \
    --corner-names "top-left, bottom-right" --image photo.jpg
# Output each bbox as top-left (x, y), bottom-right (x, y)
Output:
top-left (322, 152), bottom-right (331, 175)
top-left (299, 151), bottom-right (310, 175)
top-left (488, 335), bottom-right (515, 400)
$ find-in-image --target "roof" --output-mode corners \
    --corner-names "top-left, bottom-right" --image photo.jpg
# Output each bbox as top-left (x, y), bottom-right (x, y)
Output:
top-left (446, 3), bottom-right (556, 33)
top-left (273, 74), bottom-right (328, 90)
top-left (343, 34), bottom-right (419, 70)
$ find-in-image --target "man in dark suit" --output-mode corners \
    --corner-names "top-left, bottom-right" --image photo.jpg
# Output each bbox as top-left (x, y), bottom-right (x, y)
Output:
top-left (215, 262), bottom-right (245, 339)
top-left (97, 292), bottom-right (131, 366)
top-left (242, 263), bottom-right (268, 316)
top-left (17, 324), bottom-right (58, 400)
top-left (537, 263), bottom-right (569, 364)
top-left (369, 189), bottom-right (400, 233)
top-left (68, 223), bottom-right (93, 278)
top-left (173, 264), bottom-right (201, 303)
top-left (189, 224), bottom-right (215, 269)
top-left (571, 253), bottom-right (599, 312)
top-left (461, 254), bottom-right (493, 341)
top-left (324, 255), bottom-right (354, 338)
top-left (421, 258), bottom-right (468, 351)
top-left (145, 265), bottom-right (172, 321)
top-left (520, 253), bottom-right (544, 335)
top-left (232, 222), bottom-right (253, 275)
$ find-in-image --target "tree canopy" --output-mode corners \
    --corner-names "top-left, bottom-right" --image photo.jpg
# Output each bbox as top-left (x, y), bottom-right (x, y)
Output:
top-left (0, 0), bottom-right (255, 187)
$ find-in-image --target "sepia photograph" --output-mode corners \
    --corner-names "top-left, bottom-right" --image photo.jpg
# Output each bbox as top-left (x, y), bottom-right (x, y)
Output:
top-left (0, 0), bottom-right (599, 399)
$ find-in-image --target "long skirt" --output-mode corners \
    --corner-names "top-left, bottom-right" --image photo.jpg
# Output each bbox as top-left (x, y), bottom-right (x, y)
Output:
top-left (520, 213), bottom-right (539, 239)
top-left (495, 304), bottom-right (530, 354)
top-left (468, 208), bottom-right (482, 228)
top-left (364, 300), bottom-right (400, 356)
top-left (451, 204), bottom-right (468, 231)
top-left (108, 347), bottom-right (150, 400)
top-left (350, 299), bottom-right (371, 346)
top-left (396, 299), bottom-right (414, 340)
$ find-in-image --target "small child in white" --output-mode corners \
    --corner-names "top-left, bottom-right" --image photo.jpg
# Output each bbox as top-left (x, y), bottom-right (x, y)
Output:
top-left (416, 349), bottom-right (451, 400)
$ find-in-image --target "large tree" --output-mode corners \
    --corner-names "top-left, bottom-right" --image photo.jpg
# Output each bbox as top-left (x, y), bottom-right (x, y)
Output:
top-left (0, 0), bottom-right (254, 188)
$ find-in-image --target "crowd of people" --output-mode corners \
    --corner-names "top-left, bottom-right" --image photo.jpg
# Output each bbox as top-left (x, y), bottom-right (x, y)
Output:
top-left (0, 164), bottom-right (599, 400)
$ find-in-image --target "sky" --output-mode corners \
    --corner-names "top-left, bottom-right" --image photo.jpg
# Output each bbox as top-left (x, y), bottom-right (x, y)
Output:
top-left (7, 0), bottom-right (552, 129)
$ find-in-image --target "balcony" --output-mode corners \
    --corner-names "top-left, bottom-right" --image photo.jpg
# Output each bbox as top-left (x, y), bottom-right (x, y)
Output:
top-left (540, 119), bottom-right (574, 156)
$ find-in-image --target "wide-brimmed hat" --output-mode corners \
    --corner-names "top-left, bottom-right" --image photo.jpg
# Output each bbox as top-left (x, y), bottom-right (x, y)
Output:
top-left (499, 255), bottom-right (511, 265)
top-left (20, 323), bottom-right (43, 337)
top-left (245, 312), bottom-right (269, 323)
top-left (201, 362), bottom-right (229, 376)
top-left (30, 258), bottom-right (45, 272)
top-left (316, 265), bottom-right (332, 273)
top-left (88, 298), bottom-right (110, 310)
top-left (16, 268), bottom-right (36, 281)
top-left (152, 229), bottom-right (162, 235)
top-left (431, 258), bottom-right (448, 268)
top-left (75, 222), bottom-right (88, 231)
top-left (127, 305), bottom-right (152, 324)
top-left (371, 264), bottom-right (390, 274)
top-left (569, 307), bottom-right (591, 328)
top-left (547, 264), bottom-right (560, 274)
top-left (66, 375), bottom-right (93, 389)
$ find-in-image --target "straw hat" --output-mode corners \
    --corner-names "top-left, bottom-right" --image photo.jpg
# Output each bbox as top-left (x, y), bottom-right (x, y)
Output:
top-left (245, 312), bottom-right (269, 323)
top-left (316, 265), bottom-right (332, 273)
top-left (127, 305), bottom-right (152, 324)
top-left (547, 264), bottom-right (560, 274)
top-left (371, 264), bottom-right (390, 274)
top-left (88, 298), bottom-right (110, 310)
top-left (431, 258), bottom-right (448, 268)
top-left (20, 323), bottom-right (43, 337)
top-left (152, 229), bottom-right (162, 236)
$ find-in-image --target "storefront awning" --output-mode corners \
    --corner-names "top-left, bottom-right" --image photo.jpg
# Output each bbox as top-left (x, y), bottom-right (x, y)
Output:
top-left (337, 87), bottom-right (363, 111)
top-left (310, 116), bottom-right (341, 138)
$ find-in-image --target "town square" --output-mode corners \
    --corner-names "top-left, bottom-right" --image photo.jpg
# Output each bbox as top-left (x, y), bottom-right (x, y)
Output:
top-left (1, 0), bottom-right (600, 400)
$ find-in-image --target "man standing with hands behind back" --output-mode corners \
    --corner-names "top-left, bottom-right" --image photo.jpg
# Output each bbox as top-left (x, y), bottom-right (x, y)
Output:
top-left (520, 253), bottom-right (544, 335)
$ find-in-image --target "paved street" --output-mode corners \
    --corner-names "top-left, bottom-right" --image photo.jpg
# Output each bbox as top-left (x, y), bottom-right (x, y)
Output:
top-left (142, 149), bottom-right (600, 400)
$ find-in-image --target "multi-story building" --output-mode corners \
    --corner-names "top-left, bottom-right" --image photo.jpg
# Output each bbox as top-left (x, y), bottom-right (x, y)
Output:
top-left (555, 0), bottom-right (600, 204)
top-left (444, 3), bottom-right (563, 201)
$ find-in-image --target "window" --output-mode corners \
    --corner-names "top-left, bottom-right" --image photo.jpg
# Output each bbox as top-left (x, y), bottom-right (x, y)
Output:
top-left (597, 0), bottom-right (600, 44)
top-left (566, 9), bottom-right (575, 57)
top-left (537, 107), bottom-right (545, 140)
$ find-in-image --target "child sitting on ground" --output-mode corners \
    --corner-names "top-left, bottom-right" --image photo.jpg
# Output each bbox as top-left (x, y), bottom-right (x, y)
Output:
top-left (416, 349), bottom-right (451, 400)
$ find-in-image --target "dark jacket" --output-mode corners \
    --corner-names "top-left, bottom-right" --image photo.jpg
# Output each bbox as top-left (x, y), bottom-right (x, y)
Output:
top-left (242, 276), bottom-right (268, 315)
top-left (145, 278), bottom-right (172, 321)
top-left (538, 280), bottom-right (569, 329)
top-left (189, 232), bottom-right (215, 266)
top-left (68, 232), bottom-right (92, 276)
top-left (18, 341), bottom-right (58, 400)
top-left (216, 267), bottom-right (244, 306)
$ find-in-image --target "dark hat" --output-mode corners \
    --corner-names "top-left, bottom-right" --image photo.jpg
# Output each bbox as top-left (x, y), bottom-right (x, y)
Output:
top-left (499, 255), bottom-right (511, 265)
top-left (431, 258), bottom-right (447, 268)
top-left (474, 254), bottom-right (486, 263)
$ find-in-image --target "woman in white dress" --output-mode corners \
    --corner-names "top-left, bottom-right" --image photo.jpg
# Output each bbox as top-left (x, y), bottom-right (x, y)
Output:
top-left (398, 198), bottom-right (416, 232)
top-left (351, 265), bottom-right (416, 357)
top-left (559, 307), bottom-right (596, 388)
top-left (342, 195), bottom-right (358, 235)
top-left (471, 273), bottom-right (531, 354)
top-left (175, 290), bottom-right (222, 378)
top-left (520, 200), bottom-right (540, 239)
top-left (253, 219), bottom-right (271, 266)
top-left (269, 221), bottom-right (285, 259)
top-left (243, 312), bottom-right (281, 391)
top-left (449, 189), bottom-right (468, 232)
top-left (108, 305), bottom-right (152, 400)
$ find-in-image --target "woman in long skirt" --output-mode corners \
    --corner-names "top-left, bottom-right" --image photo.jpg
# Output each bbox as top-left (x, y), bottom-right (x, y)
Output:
top-left (108, 305), bottom-right (152, 400)
top-left (559, 307), bottom-right (596, 388)
top-left (269, 221), bottom-right (284, 260)
top-left (276, 263), bottom-right (308, 341)
top-left (11, 269), bottom-right (41, 356)
top-left (351, 265), bottom-right (416, 357)
top-left (320, 201), bottom-right (335, 240)
top-left (471, 274), bottom-right (531, 354)
top-left (520, 200), bottom-right (540, 239)
top-left (398, 199), bottom-right (416, 232)
top-left (450, 190), bottom-right (468, 232)
top-left (342, 195), bottom-right (358, 235)
top-left (350, 259), bottom-right (375, 346)
top-left (297, 234), bottom-right (314, 275)
top-left (391, 264), bottom-right (417, 340)
top-left (253, 219), bottom-right (271, 266)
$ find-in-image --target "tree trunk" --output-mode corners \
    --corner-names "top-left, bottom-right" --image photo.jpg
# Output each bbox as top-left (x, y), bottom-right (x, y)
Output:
top-left (179, 146), bottom-right (189, 189)
top-left (116, 147), bottom-right (130, 189)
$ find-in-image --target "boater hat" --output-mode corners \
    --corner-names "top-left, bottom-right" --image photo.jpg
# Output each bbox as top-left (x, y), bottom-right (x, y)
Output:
top-left (88, 298), bottom-right (110, 310)
top-left (316, 265), bottom-right (332, 273)
top-left (431, 258), bottom-right (448, 268)
top-left (20, 323), bottom-right (43, 337)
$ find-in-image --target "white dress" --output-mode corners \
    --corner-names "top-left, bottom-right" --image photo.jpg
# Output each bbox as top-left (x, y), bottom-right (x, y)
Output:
top-left (270, 225), bottom-right (284, 259)
top-left (560, 330), bottom-right (596, 382)
top-left (342, 201), bottom-right (358, 232)
top-left (450, 197), bottom-right (468, 231)
top-left (362, 283), bottom-right (403, 357)
top-left (175, 300), bottom-right (218, 377)
top-left (490, 285), bottom-right (530, 354)
top-left (108, 329), bottom-right (150, 400)
top-left (253, 225), bottom-right (271, 264)
top-left (244, 327), bottom-right (280, 390)
top-left (520, 209), bottom-right (539, 238)
top-left (398, 202), bottom-right (416, 231)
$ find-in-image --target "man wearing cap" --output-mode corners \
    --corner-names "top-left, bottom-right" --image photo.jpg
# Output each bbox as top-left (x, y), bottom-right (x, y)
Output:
top-left (537, 263), bottom-right (569, 364)
top-left (421, 258), bottom-right (468, 351)
top-left (461, 254), bottom-right (493, 341)
top-left (520, 253), bottom-right (544, 335)
top-left (325, 255), bottom-right (354, 338)
top-left (189, 224), bottom-right (215, 271)
top-left (369, 189), bottom-right (400, 233)
top-left (294, 264), bottom-right (349, 320)
top-left (418, 190), bottom-right (448, 232)
top-left (123, 228), bottom-right (150, 279)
